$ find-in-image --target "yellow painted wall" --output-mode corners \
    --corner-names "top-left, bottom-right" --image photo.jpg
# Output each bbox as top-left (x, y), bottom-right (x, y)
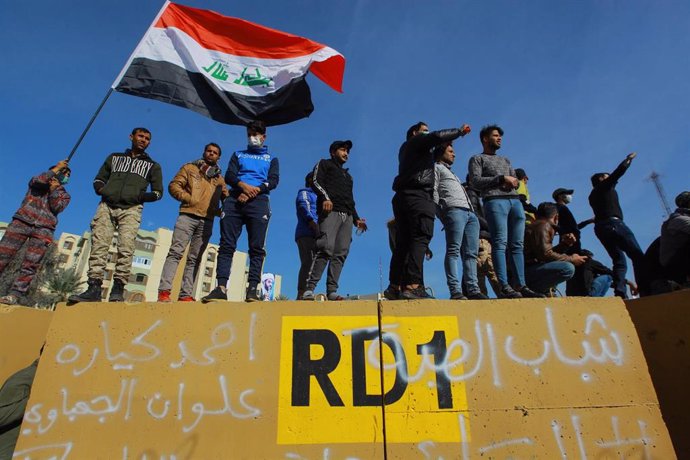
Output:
top-left (9, 297), bottom-right (675, 459)
top-left (0, 305), bottom-right (53, 384)
top-left (626, 289), bottom-right (690, 459)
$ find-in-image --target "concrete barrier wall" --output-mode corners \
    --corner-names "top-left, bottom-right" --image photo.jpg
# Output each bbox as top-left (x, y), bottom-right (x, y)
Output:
top-left (626, 289), bottom-right (690, 459)
top-left (380, 297), bottom-right (673, 458)
top-left (11, 297), bottom-right (675, 459)
top-left (0, 306), bottom-right (53, 384)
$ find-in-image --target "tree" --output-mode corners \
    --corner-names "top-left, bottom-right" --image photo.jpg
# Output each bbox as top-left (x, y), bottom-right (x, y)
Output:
top-left (0, 243), bottom-right (83, 308)
top-left (44, 268), bottom-right (84, 305)
top-left (275, 294), bottom-right (290, 301)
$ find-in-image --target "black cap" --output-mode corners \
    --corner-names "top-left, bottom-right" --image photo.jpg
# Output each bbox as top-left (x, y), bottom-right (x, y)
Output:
top-left (329, 140), bottom-right (352, 153)
top-left (675, 191), bottom-right (690, 208)
top-left (552, 188), bottom-right (574, 201)
top-left (515, 168), bottom-right (528, 180)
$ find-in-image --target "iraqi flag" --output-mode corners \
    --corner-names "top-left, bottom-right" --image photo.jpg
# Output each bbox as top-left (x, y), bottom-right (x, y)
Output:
top-left (112, 1), bottom-right (345, 126)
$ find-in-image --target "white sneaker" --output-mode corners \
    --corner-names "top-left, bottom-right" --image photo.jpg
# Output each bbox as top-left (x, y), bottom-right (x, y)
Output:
top-left (301, 290), bottom-right (315, 300)
top-left (0, 294), bottom-right (18, 305)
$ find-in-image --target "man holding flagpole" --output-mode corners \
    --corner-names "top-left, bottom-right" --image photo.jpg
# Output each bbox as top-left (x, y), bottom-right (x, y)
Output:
top-left (202, 121), bottom-right (279, 303)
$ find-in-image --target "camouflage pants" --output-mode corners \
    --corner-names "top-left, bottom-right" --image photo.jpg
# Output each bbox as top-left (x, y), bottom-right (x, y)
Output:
top-left (477, 238), bottom-right (501, 297)
top-left (0, 218), bottom-right (53, 295)
top-left (87, 202), bottom-right (142, 283)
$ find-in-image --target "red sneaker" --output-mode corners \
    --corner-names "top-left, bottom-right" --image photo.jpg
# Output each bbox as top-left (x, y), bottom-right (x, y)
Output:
top-left (178, 296), bottom-right (195, 302)
top-left (158, 290), bottom-right (172, 302)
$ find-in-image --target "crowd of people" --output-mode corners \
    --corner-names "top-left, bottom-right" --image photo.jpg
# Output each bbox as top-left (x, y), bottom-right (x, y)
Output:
top-left (0, 121), bottom-right (687, 305)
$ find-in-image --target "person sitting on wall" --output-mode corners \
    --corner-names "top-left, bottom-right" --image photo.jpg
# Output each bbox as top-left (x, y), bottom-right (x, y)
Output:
top-left (523, 202), bottom-right (588, 295)
top-left (660, 191), bottom-right (690, 285)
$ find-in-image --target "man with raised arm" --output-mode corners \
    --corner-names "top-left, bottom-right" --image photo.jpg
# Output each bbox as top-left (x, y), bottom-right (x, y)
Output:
top-left (588, 152), bottom-right (645, 298)
top-left (386, 121), bottom-right (471, 300)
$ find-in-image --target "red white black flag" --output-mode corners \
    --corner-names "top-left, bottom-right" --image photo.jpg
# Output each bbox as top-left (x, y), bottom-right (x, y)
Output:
top-left (112, 2), bottom-right (345, 126)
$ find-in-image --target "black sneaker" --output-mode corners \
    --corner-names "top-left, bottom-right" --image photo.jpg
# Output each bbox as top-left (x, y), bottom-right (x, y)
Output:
top-left (450, 292), bottom-right (468, 300)
top-left (467, 291), bottom-right (490, 300)
top-left (519, 286), bottom-right (547, 298)
top-left (202, 286), bottom-right (227, 303)
top-left (498, 285), bottom-right (522, 299)
top-left (68, 278), bottom-right (103, 305)
top-left (108, 279), bottom-right (125, 302)
top-left (401, 287), bottom-right (435, 300)
top-left (245, 285), bottom-right (260, 302)
top-left (383, 285), bottom-right (400, 300)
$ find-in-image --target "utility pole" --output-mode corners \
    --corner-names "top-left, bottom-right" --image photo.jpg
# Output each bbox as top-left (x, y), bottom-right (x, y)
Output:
top-left (648, 171), bottom-right (673, 218)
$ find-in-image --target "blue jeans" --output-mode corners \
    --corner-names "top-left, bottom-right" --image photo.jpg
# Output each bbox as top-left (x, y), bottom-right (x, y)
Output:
top-left (484, 198), bottom-right (526, 287)
top-left (525, 261), bottom-right (575, 294)
top-left (594, 219), bottom-right (644, 297)
top-left (590, 274), bottom-right (613, 297)
top-left (440, 208), bottom-right (480, 296)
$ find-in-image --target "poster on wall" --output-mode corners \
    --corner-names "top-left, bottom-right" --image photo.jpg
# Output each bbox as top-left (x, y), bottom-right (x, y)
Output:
top-left (261, 273), bottom-right (275, 301)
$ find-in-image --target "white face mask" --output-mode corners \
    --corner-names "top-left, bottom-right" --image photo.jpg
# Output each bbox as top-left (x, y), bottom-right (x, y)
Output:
top-left (248, 135), bottom-right (264, 148)
top-left (562, 194), bottom-right (573, 204)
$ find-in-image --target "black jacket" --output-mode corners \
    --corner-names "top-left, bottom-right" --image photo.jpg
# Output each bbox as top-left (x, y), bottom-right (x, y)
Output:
top-left (588, 157), bottom-right (631, 221)
top-left (393, 129), bottom-right (463, 192)
top-left (566, 257), bottom-right (613, 296)
top-left (94, 149), bottom-right (163, 209)
top-left (312, 158), bottom-right (360, 222)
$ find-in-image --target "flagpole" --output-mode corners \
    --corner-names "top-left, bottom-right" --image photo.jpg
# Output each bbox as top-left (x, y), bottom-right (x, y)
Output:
top-left (66, 88), bottom-right (113, 162)
top-left (112, 0), bottom-right (170, 88)
top-left (67, 1), bottom-right (170, 163)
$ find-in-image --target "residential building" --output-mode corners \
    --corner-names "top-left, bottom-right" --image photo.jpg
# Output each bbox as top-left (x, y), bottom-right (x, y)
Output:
top-left (52, 226), bottom-right (281, 302)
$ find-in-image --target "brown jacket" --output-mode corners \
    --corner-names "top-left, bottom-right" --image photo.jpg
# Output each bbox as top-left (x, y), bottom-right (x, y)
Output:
top-left (524, 219), bottom-right (576, 264)
top-left (168, 162), bottom-right (228, 219)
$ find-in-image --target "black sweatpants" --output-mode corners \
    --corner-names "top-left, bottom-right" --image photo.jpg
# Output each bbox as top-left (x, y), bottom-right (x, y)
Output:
top-left (389, 189), bottom-right (435, 286)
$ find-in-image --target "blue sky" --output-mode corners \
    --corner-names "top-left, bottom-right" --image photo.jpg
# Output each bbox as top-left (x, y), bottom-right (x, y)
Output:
top-left (1, 1), bottom-right (688, 299)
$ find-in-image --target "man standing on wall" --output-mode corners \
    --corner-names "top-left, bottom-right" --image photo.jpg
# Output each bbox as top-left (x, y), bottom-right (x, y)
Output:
top-left (294, 172), bottom-right (319, 300)
top-left (433, 141), bottom-right (488, 300)
top-left (301, 140), bottom-right (367, 301)
top-left (157, 143), bottom-right (228, 302)
top-left (202, 121), bottom-right (279, 303)
top-left (588, 152), bottom-right (645, 298)
top-left (0, 161), bottom-right (71, 305)
top-left (69, 128), bottom-right (163, 304)
top-left (386, 121), bottom-right (471, 300)
top-left (468, 125), bottom-right (543, 299)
